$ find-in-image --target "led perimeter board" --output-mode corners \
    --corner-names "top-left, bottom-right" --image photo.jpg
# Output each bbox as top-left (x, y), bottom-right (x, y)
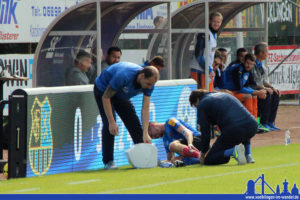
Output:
top-left (8, 79), bottom-right (196, 178)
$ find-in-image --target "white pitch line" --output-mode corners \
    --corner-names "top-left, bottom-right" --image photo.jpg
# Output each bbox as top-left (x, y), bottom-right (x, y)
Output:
top-left (68, 179), bottom-right (101, 185)
top-left (100, 162), bottom-right (300, 194)
top-left (13, 188), bottom-right (40, 193)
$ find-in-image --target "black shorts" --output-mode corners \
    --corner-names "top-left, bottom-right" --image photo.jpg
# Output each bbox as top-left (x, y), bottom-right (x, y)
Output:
top-left (178, 135), bottom-right (203, 152)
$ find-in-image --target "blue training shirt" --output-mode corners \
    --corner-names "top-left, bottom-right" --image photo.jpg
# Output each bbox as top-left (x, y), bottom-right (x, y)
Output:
top-left (140, 60), bottom-right (149, 67)
top-left (221, 63), bottom-right (256, 94)
top-left (95, 62), bottom-right (154, 99)
top-left (255, 60), bottom-right (263, 68)
top-left (163, 118), bottom-right (200, 153)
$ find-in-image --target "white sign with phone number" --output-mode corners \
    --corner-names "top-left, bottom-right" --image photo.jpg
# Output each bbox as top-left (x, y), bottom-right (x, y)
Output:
top-left (0, 0), bottom-right (84, 43)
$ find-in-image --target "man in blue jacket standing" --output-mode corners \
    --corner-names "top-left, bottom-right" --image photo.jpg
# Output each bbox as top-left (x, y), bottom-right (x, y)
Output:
top-left (189, 89), bottom-right (257, 165)
top-left (94, 62), bottom-right (159, 169)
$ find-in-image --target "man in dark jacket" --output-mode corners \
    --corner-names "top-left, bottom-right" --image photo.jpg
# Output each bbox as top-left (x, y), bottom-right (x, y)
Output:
top-left (189, 90), bottom-right (258, 165)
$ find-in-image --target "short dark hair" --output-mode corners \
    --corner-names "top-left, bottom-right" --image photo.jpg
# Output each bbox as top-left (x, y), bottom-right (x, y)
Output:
top-left (150, 56), bottom-right (164, 68)
top-left (75, 51), bottom-right (91, 65)
top-left (107, 46), bottom-right (122, 56)
top-left (218, 48), bottom-right (227, 53)
top-left (236, 48), bottom-right (247, 57)
top-left (244, 53), bottom-right (256, 62)
top-left (214, 52), bottom-right (223, 61)
top-left (153, 16), bottom-right (163, 26)
top-left (189, 89), bottom-right (209, 107)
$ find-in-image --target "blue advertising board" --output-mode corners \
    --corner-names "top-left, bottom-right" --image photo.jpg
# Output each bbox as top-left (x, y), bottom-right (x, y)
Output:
top-left (23, 79), bottom-right (197, 177)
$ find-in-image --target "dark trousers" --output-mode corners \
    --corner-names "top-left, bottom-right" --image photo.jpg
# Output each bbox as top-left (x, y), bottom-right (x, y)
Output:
top-left (258, 92), bottom-right (280, 124)
top-left (204, 121), bottom-right (257, 165)
top-left (93, 85), bottom-right (143, 164)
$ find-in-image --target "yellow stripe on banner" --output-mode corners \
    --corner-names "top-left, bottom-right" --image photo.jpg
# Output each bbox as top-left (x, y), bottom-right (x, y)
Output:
top-left (297, 1), bottom-right (300, 27)
top-left (177, 0), bottom-right (195, 8)
top-left (30, 146), bottom-right (51, 150)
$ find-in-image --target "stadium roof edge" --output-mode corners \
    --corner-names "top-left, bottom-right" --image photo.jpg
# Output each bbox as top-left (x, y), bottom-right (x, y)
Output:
top-left (33, 0), bottom-right (279, 86)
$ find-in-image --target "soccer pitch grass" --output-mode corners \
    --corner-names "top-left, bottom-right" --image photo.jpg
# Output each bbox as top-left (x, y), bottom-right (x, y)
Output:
top-left (1, 144), bottom-right (299, 194)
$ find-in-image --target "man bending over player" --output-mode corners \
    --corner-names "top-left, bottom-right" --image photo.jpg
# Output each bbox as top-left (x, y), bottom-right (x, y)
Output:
top-left (189, 89), bottom-right (257, 165)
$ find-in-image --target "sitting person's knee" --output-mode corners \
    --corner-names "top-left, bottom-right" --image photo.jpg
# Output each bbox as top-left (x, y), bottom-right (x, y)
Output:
top-left (169, 141), bottom-right (179, 152)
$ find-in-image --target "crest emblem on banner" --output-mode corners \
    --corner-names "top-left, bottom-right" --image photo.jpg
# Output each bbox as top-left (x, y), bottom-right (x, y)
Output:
top-left (29, 96), bottom-right (53, 176)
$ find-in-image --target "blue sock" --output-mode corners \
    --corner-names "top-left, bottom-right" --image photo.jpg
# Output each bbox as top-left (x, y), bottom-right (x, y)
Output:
top-left (245, 144), bottom-right (251, 155)
top-left (224, 147), bottom-right (235, 157)
top-left (182, 157), bottom-right (200, 165)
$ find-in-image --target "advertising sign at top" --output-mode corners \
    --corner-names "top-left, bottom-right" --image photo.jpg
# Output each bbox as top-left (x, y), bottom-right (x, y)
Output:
top-left (125, 4), bottom-right (168, 30)
top-left (0, 1), bottom-right (185, 43)
top-left (0, 0), bottom-right (84, 43)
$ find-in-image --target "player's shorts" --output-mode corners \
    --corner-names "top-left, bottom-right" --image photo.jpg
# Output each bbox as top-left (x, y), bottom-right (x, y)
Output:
top-left (177, 135), bottom-right (203, 152)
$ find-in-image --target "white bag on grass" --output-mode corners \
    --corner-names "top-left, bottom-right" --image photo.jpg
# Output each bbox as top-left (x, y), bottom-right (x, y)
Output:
top-left (126, 143), bottom-right (158, 169)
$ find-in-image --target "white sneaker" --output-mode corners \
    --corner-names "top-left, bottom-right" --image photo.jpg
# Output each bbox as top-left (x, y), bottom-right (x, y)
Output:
top-left (233, 144), bottom-right (247, 165)
top-left (104, 161), bottom-right (118, 170)
top-left (246, 154), bottom-right (255, 163)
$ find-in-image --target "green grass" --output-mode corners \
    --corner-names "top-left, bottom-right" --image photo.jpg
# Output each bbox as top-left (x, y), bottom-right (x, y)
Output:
top-left (0, 144), bottom-right (300, 194)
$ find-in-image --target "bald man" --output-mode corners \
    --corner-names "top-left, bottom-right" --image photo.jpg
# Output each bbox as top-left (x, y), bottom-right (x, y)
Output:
top-left (94, 62), bottom-right (159, 169)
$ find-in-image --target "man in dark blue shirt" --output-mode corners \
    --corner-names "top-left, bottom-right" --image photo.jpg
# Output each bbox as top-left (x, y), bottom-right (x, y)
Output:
top-left (220, 53), bottom-right (267, 119)
top-left (94, 62), bottom-right (159, 169)
top-left (189, 90), bottom-right (257, 165)
top-left (221, 53), bottom-right (258, 94)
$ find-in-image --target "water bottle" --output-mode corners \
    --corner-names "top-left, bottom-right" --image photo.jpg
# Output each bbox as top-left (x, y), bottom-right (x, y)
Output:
top-left (285, 128), bottom-right (290, 146)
